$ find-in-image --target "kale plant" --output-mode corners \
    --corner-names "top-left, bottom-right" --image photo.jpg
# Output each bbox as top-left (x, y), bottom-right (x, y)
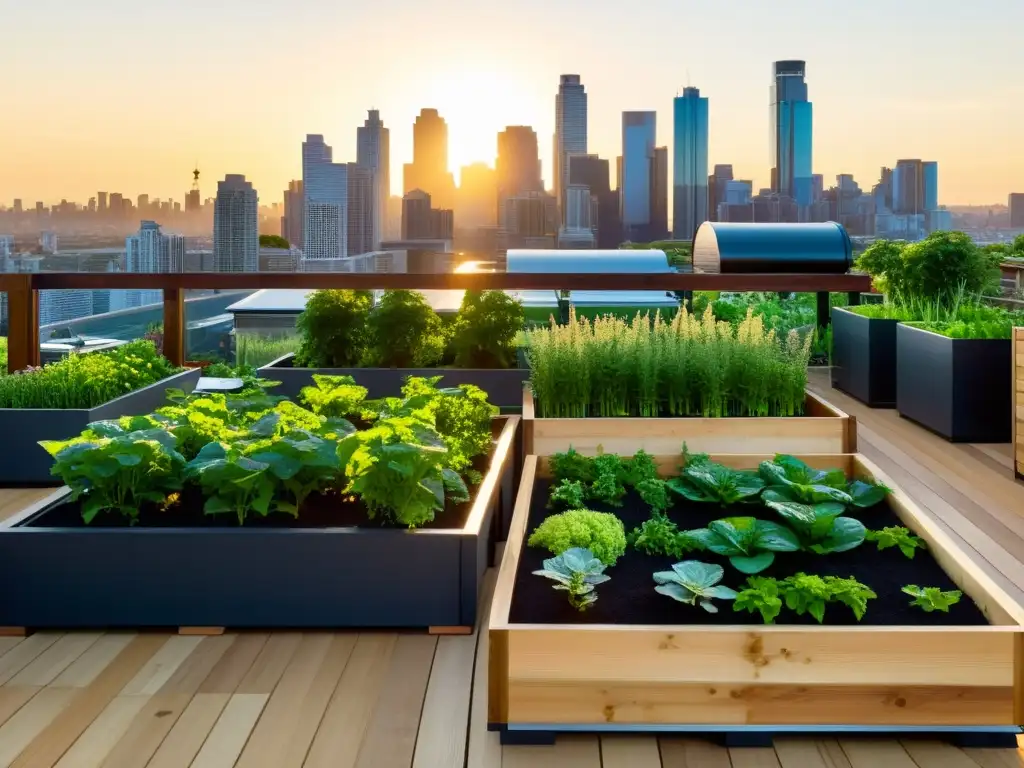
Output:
top-left (549, 447), bottom-right (594, 484)
top-left (653, 560), bottom-right (738, 613)
top-left (686, 516), bottom-right (800, 574)
top-left (903, 585), bottom-right (962, 613)
top-left (866, 526), bottom-right (926, 559)
top-left (533, 547), bottom-right (610, 611)
top-left (668, 462), bottom-right (765, 505)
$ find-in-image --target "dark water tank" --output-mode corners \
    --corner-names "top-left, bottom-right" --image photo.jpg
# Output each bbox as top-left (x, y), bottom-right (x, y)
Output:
top-left (692, 221), bottom-right (853, 274)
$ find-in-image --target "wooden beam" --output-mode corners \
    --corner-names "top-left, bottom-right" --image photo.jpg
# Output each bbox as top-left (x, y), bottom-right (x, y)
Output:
top-left (162, 287), bottom-right (185, 366)
top-left (6, 275), bottom-right (39, 373)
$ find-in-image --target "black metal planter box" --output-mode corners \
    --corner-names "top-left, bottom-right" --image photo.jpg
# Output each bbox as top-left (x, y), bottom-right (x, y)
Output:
top-left (896, 323), bottom-right (1012, 443)
top-left (0, 415), bottom-right (519, 632)
top-left (830, 307), bottom-right (899, 408)
top-left (0, 368), bottom-right (202, 487)
top-left (259, 353), bottom-right (531, 411)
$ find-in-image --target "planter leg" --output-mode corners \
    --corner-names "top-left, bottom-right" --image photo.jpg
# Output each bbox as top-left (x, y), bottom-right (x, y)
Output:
top-left (428, 626), bottom-right (473, 636)
top-left (499, 729), bottom-right (557, 746)
top-left (178, 627), bottom-right (225, 636)
top-left (720, 732), bottom-right (775, 748)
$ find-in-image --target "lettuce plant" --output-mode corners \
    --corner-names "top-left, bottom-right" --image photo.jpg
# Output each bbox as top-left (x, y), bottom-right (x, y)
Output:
top-left (528, 509), bottom-right (627, 566)
top-left (734, 573), bottom-right (876, 624)
top-left (533, 547), bottom-right (610, 611)
top-left (299, 374), bottom-right (369, 420)
top-left (761, 497), bottom-right (866, 554)
top-left (686, 517), bottom-right (800, 574)
top-left (668, 462), bottom-right (765, 505)
top-left (903, 585), bottom-right (962, 613)
top-left (759, 454), bottom-right (890, 509)
top-left (653, 560), bottom-right (737, 613)
top-left (867, 526), bottom-right (926, 559)
top-left (185, 442), bottom-right (275, 526)
top-left (733, 576), bottom-right (784, 624)
top-left (244, 431), bottom-right (343, 516)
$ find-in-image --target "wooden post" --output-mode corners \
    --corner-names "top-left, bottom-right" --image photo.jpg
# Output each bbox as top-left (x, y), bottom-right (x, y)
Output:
top-left (162, 287), bottom-right (185, 367)
top-left (7, 275), bottom-right (39, 373)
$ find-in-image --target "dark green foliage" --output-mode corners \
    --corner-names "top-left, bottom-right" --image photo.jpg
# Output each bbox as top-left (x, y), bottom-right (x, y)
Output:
top-left (635, 478), bottom-right (670, 513)
top-left (549, 447), bottom-right (595, 484)
top-left (623, 450), bottom-right (658, 486)
top-left (533, 548), bottom-right (610, 611)
top-left (294, 289), bottom-right (373, 367)
top-left (528, 508), bottom-right (627, 566)
top-left (685, 517), bottom-right (800, 574)
top-left (451, 290), bottom-right (524, 368)
top-left (668, 462), bottom-right (765, 505)
top-left (548, 479), bottom-right (586, 509)
top-left (628, 514), bottom-right (700, 558)
top-left (866, 526), bottom-right (926, 559)
top-left (762, 497), bottom-right (866, 554)
top-left (900, 231), bottom-right (1001, 308)
top-left (758, 454), bottom-right (889, 508)
top-left (185, 442), bottom-right (275, 526)
top-left (903, 585), bottom-right (962, 613)
top-left (365, 290), bottom-right (446, 368)
top-left (259, 234), bottom-right (290, 248)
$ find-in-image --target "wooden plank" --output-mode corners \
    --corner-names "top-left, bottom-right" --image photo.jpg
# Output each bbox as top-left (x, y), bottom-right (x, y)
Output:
top-left (0, 688), bottom-right (75, 766)
top-left (467, 572), bottom-right (502, 768)
top-left (0, 634), bottom-right (63, 686)
top-left (234, 632), bottom-right (302, 695)
top-left (659, 738), bottom-right (732, 767)
top-left (198, 633), bottom-right (269, 694)
top-left (412, 632), bottom-right (478, 768)
top-left (145, 693), bottom-right (230, 768)
top-left (774, 739), bottom-right (853, 768)
top-left (53, 694), bottom-right (149, 768)
top-left (8, 634), bottom-right (167, 768)
top-left (900, 741), bottom-right (980, 768)
top-left (7, 633), bottom-right (102, 687)
top-left (188, 693), bottom-right (268, 768)
top-left (501, 735), bottom-right (600, 768)
top-left (599, 735), bottom-right (662, 767)
top-left (839, 740), bottom-right (917, 767)
top-left (355, 635), bottom-right (438, 768)
top-left (49, 634), bottom-right (136, 689)
top-left (963, 747), bottom-right (1024, 767)
top-left (0, 688), bottom-right (40, 730)
top-left (0, 489), bottom-right (54, 524)
top-left (304, 634), bottom-right (397, 768)
top-left (730, 748), bottom-right (783, 767)
top-left (119, 635), bottom-right (203, 696)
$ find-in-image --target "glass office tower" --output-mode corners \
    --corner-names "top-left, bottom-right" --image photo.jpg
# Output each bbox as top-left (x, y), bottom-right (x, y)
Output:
top-left (672, 87), bottom-right (709, 240)
top-left (770, 60), bottom-right (813, 209)
top-left (620, 111), bottom-right (656, 241)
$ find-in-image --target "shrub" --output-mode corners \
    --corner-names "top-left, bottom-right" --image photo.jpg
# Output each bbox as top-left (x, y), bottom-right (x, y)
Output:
top-left (528, 508), bottom-right (627, 566)
top-left (854, 240), bottom-right (910, 302)
top-left (452, 291), bottom-right (524, 368)
top-left (294, 289), bottom-right (373, 367)
top-left (900, 231), bottom-right (1001, 307)
top-left (365, 290), bottom-right (446, 368)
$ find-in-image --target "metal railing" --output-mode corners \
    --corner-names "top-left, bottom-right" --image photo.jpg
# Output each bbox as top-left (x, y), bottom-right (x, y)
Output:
top-left (0, 271), bottom-right (874, 373)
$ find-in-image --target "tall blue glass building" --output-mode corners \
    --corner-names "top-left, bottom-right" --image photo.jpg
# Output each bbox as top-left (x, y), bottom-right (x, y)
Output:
top-left (619, 111), bottom-right (656, 241)
top-left (672, 87), bottom-right (709, 240)
top-left (769, 61), bottom-right (813, 209)
top-left (922, 161), bottom-right (938, 212)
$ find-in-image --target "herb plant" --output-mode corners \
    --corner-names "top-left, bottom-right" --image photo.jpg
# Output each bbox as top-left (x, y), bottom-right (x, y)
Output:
top-left (653, 560), bottom-right (738, 613)
top-left (629, 514), bottom-right (700, 558)
top-left (548, 479), bottom-right (586, 509)
top-left (903, 585), bottom-right (962, 613)
top-left (686, 517), bottom-right (800, 574)
top-left (533, 548), bottom-right (610, 611)
top-left (549, 447), bottom-right (595, 484)
top-left (294, 289), bottom-right (373, 367)
top-left (450, 290), bottom-right (525, 369)
top-left (866, 526), bottom-right (926, 559)
top-left (365, 290), bottom-right (446, 367)
top-left (668, 462), bottom-right (765, 505)
top-left (398, 377), bottom-right (497, 474)
top-left (636, 478), bottom-right (670, 513)
top-left (528, 509), bottom-right (627, 566)
top-left (733, 576), bottom-right (784, 624)
top-left (734, 574), bottom-right (877, 623)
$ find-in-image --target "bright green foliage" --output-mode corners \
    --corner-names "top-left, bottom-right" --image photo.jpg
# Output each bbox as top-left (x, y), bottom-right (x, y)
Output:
top-left (685, 517), bottom-right (800, 574)
top-left (548, 479), bottom-right (586, 509)
top-left (623, 450), bottom-right (658, 487)
top-left (777, 573), bottom-right (834, 623)
top-left (733, 576), bottom-right (784, 624)
top-left (909, 302), bottom-right (1024, 340)
top-left (399, 377), bottom-right (497, 472)
top-left (0, 340), bottom-right (179, 409)
top-left (294, 289), bottom-right (373, 367)
top-left (365, 290), bottom-right (447, 368)
top-left (762, 496), bottom-right (866, 554)
top-left (903, 585), bottom-right (962, 613)
top-left (629, 514), bottom-right (700, 558)
top-left (299, 374), bottom-right (369, 420)
top-left (528, 509), bottom-right (627, 566)
top-left (245, 431), bottom-right (342, 516)
top-left (854, 239), bottom-right (910, 302)
top-left (866, 526), bottom-right (926, 559)
top-left (589, 472), bottom-right (625, 506)
top-left (235, 333), bottom-right (299, 369)
top-left (185, 442), bottom-right (275, 526)
top-left (900, 231), bottom-right (1002, 309)
top-left (821, 575), bottom-right (877, 620)
top-left (451, 290), bottom-right (524, 369)
top-left (41, 426), bottom-right (186, 524)
top-left (533, 547), bottom-right (610, 611)
top-left (759, 454), bottom-right (889, 509)
top-left (653, 560), bottom-right (738, 613)
top-left (636, 478), bottom-right (670, 514)
top-left (668, 462), bottom-right (765, 505)
top-left (549, 447), bottom-right (595, 484)
top-left (259, 234), bottom-right (289, 248)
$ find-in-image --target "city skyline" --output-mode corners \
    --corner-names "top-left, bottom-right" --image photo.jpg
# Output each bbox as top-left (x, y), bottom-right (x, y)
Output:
top-left (3, 0), bottom-right (1021, 206)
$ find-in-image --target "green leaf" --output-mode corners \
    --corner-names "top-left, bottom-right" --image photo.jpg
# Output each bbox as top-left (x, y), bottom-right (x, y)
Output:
top-left (847, 479), bottom-right (891, 508)
top-left (730, 552), bottom-right (775, 574)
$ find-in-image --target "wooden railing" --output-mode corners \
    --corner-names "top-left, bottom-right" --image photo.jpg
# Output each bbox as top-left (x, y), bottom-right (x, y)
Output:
top-left (0, 271), bottom-right (873, 373)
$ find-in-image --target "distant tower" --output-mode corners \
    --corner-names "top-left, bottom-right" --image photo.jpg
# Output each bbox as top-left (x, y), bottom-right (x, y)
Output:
top-left (185, 165), bottom-right (201, 213)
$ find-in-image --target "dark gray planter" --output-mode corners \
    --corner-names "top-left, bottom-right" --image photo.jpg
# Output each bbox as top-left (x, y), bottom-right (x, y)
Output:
top-left (830, 307), bottom-right (899, 408)
top-left (0, 415), bottom-right (518, 631)
top-left (896, 323), bottom-right (1012, 443)
top-left (259, 354), bottom-right (530, 410)
top-left (0, 368), bottom-right (202, 487)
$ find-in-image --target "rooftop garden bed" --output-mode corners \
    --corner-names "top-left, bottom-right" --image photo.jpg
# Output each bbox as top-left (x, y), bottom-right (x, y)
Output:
top-left (488, 447), bottom-right (1024, 740)
top-left (0, 340), bottom-right (200, 485)
top-left (522, 307), bottom-right (854, 455)
top-left (0, 374), bottom-right (517, 631)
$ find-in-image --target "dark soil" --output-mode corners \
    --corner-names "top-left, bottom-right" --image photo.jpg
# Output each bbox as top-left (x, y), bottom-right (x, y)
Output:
top-left (26, 453), bottom-right (490, 531)
top-left (509, 479), bottom-right (989, 627)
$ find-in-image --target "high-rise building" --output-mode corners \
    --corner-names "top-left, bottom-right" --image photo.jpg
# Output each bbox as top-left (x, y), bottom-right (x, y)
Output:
top-left (402, 190), bottom-right (454, 240)
top-left (1010, 193), bottom-right (1024, 229)
top-left (281, 180), bottom-right (304, 248)
top-left (137, 194), bottom-right (149, 213)
top-left (497, 126), bottom-right (543, 226)
top-left (347, 164), bottom-right (375, 256)
top-left (672, 86), bottom-right (709, 239)
top-left (213, 174), bottom-right (259, 272)
top-left (568, 154), bottom-right (619, 249)
top-left (39, 231), bottom-right (58, 254)
top-left (651, 146), bottom-right (668, 240)
top-left (403, 109), bottom-right (455, 209)
top-left (619, 111), bottom-right (657, 242)
top-left (124, 220), bottom-right (185, 306)
top-left (457, 163), bottom-right (498, 229)
top-left (707, 165), bottom-right (734, 222)
top-left (504, 192), bottom-right (557, 246)
top-left (356, 109), bottom-right (390, 249)
top-left (303, 134), bottom-right (348, 259)
top-left (97, 192), bottom-right (107, 214)
top-left (554, 75), bottom-right (588, 223)
top-left (109, 193), bottom-right (124, 218)
top-left (769, 60), bottom-right (813, 211)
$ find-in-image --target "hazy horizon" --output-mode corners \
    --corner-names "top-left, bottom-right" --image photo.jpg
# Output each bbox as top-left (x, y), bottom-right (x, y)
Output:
top-left (3, 0), bottom-right (1021, 206)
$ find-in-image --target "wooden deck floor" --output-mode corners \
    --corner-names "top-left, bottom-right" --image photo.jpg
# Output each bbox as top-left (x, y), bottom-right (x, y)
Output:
top-left (0, 371), bottom-right (1021, 766)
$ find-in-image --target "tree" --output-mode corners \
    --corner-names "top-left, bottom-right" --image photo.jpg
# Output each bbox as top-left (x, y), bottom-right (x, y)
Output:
top-left (853, 239), bottom-right (909, 301)
top-left (259, 234), bottom-right (290, 249)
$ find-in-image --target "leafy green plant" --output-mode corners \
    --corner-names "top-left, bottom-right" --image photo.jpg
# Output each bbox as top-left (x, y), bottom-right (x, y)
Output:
top-left (236, 333), bottom-right (299, 368)
top-left (900, 231), bottom-right (1001, 309)
top-left (185, 442), bottom-right (275, 526)
top-left (623, 450), bottom-right (658, 486)
top-left (668, 462), bottom-right (765, 505)
top-left (636, 478), bottom-right (670, 514)
top-left (589, 472), bottom-right (625, 506)
top-left (686, 517), bottom-right (800, 574)
top-left (866, 526), bottom-right (926, 559)
top-left (294, 289), bottom-right (373, 367)
top-left (628, 514), bottom-right (700, 558)
top-left (903, 585), bottom-right (962, 613)
top-left (653, 560), bottom-right (738, 613)
top-left (548, 479), bottom-right (586, 509)
top-left (299, 374), bottom-right (369, 420)
top-left (733, 576), bottom-right (783, 624)
top-left (365, 290), bottom-right (446, 367)
top-left (451, 290), bottom-right (525, 369)
top-left (762, 498), bottom-right (866, 554)
top-left (533, 548), bottom-right (610, 611)
top-left (244, 431), bottom-right (343, 516)
top-left (528, 509), bottom-right (627, 566)
top-left (41, 425), bottom-right (186, 524)
top-left (549, 447), bottom-right (595, 484)
top-left (759, 455), bottom-right (890, 509)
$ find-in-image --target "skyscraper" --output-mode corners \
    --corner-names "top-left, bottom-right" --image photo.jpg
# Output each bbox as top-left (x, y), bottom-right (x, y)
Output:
top-left (281, 180), bottom-right (304, 248)
top-left (619, 111), bottom-right (657, 242)
top-left (303, 134), bottom-right (348, 259)
top-left (1010, 193), bottom-right (1024, 229)
top-left (403, 109), bottom-right (455, 209)
top-left (770, 60), bottom-right (813, 211)
top-left (651, 146), bottom-right (668, 240)
top-left (497, 126), bottom-right (543, 226)
top-left (356, 109), bottom-right (390, 249)
top-left (124, 220), bottom-right (185, 306)
top-left (457, 163), bottom-right (498, 228)
top-left (347, 164), bottom-right (375, 256)
top-left (707, 165), bottom-right (734, 222)
top-left (213, 174), bottom-right (259, 272)
top-left (554, 75), bottom-right (588, 223)
top-left (568, 154), bottom-right (619, 249)
top-left (672, 86), bottom-right (709, 239)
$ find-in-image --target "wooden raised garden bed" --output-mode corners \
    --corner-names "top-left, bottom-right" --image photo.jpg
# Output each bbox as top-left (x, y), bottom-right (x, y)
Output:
top-left (522, 387), bottom-right (856, 456)
top-left (0, 415), bottom-right (518, 633)
top-left (488, 451), bottom-right (1024, 745)
top-left (1015, 327), bottom-right (1024, 480)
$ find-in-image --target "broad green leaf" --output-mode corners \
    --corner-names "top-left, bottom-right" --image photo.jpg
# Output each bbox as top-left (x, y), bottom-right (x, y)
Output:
top-left (730, 552), bottom-right (774, 574)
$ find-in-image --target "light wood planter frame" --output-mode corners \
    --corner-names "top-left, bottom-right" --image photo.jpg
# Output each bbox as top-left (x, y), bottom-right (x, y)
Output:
top-left (522, 388), bottom-right (857, 457)
top-left (488, 452), bottom-right (1024, 741)
top-left (1015, 327), bottom-right (1024, 480)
